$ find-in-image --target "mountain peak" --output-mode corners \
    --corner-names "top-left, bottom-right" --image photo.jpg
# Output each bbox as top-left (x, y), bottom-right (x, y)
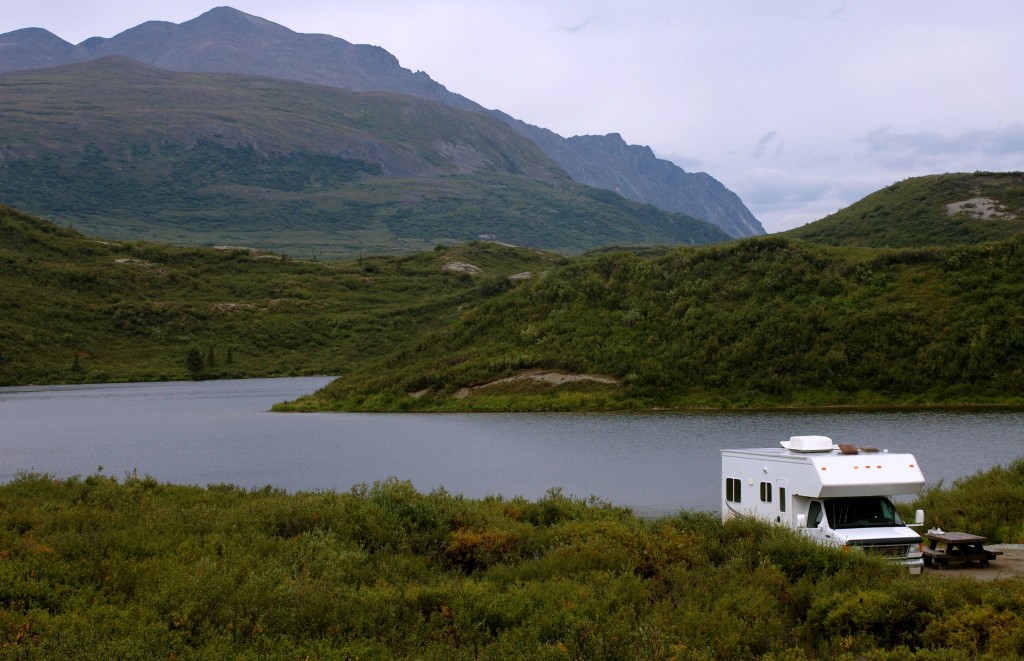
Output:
top-left (2, 27), bottom-right (65, 42)
top-left (204, 6), bottom-right (250, 17)
top-left (0, 27), bottom-right (86, 72)
top-left (186, 6), bottom-right (289, 34)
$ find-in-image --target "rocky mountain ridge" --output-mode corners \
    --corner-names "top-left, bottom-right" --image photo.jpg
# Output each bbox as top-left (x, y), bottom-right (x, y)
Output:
top-left (497, 118), bottom-right (764, 237)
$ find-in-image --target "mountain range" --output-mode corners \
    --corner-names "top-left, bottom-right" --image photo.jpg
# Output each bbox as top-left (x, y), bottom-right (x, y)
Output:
top-left (0, 6), bottom-right (764, 241)
top-left (0, 56), bottom-right (729, 256)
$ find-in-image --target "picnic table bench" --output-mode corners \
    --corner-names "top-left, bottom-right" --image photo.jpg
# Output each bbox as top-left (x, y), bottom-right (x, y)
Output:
top-left (922, 531), bottom-right (1002, 569)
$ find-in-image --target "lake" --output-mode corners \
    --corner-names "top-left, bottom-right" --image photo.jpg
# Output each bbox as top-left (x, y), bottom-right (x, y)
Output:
top-left (2, 377), bottom-right (1022, 516)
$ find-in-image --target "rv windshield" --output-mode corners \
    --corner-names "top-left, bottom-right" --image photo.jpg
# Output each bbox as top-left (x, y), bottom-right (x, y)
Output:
top-left (824, 497), bottom-right (904, 529)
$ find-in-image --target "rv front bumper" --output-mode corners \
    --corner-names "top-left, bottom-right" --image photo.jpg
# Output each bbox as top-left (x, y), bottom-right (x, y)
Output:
top-left (845, 540), bottom-right (925, 574)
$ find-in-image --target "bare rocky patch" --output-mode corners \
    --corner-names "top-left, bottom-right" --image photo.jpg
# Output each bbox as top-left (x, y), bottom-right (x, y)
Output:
top-left (441, 259), bottom-right (482, 274)
top-left (453, 371), bottom-right (619, 399)
top-left (210, 302), bottom-right (257, 312)
top-left (112, 257), bottom-right (168, 275)
top-left (946, 197), bottom-right (1017, 221)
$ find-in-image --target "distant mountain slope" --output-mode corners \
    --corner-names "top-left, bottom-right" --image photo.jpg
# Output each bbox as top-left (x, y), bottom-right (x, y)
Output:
top-left (0, 56), bottom-right (557, 179)
top-left (491, 110), bottom-right (763, 237)
top-left (502, 122), bottom-right (764, 238)
top-left (0, 6), bottom-right (764, 238)
top-left (784, 172), bottom-right (1024, 247)
top-left (0, 58), bottom-right (728, 257)
top-left (0, 27), bottom-right (88, 70)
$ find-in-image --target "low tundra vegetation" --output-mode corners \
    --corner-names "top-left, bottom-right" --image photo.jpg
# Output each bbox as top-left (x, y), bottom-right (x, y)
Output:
top-left (1, 458), bottom-right (1022, 659)
top-left (912, 456), bottom-right (1024, 543)
top-left (0, 205), bottom-right (564, 387)
top-left (7, 204), bottom-right (1024, 412)
top-left (292, 233), bottom-right (1024, 411)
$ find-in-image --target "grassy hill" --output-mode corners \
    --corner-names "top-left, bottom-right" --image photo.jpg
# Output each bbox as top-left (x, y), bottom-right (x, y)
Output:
top-left (284, 234), bottom-right (1024, 411)
top-left (5, 201), bottom-right (1024, 409)
top-left (0, 58), bottom-right (728, 258)
top-left (0, 205), bottom-right (564, 386)
top-left (784, 172), bottom-right (1024, 248)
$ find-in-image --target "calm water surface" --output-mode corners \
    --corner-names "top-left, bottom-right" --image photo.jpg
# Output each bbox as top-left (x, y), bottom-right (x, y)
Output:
top-left (2, 377), bottom-right (1022, 516)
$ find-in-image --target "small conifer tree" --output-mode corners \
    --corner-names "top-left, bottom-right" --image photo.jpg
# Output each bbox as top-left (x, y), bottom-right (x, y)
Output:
top-left (186, 348), bottom-right (203, 379)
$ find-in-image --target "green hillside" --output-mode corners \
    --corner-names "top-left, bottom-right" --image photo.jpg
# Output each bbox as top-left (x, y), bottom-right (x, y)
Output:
top-left (6, 201), bottom-right (1024, 409)
top-left (0, 205), bottom-right (563, 386)
top-left (284, 234), bottom-right (1024, 411)
top-left (785, 172), bottom-right (1024, 247)
top-left (0, 58), bottom-right (727, 257)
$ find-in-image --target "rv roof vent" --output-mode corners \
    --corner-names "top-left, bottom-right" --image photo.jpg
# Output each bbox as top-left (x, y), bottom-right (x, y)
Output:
top-left (783, 435), bottom-right (834, 452)
top-left (838, 443), bottom-right (859, 455)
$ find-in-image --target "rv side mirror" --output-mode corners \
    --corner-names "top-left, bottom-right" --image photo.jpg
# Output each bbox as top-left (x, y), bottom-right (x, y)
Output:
top-left (914, 509), bottom-right (924, 526)
top-left (797, 514), bottom-right (807, 528)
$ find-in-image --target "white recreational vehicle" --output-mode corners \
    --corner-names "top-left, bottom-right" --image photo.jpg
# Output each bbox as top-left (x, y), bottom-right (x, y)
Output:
top-left (721, 435), bottom-right (926, 573)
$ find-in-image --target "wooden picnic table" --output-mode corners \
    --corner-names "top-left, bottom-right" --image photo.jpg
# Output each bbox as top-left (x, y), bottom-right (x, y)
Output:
top-left (922, 531), bottom-right (1001, 569)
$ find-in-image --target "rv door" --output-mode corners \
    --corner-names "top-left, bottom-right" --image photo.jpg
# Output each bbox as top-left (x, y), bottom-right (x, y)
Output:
top-left (803, 499), bottom-right (836, 546)
top-left (775, 478), bottom-right (789, 525)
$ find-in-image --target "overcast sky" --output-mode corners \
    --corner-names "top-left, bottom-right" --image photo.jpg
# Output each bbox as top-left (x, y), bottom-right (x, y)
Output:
top-left (5, 1), bottom-right (1024, 233)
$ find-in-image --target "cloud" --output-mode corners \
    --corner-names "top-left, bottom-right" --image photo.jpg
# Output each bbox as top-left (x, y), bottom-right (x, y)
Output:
top-left (751, 131), bottom-right (779, 159)
top-left (556, 16), bottom-right (594, 34)
top-left (660, 150), bottom-right (705, 173)
top-left (826, 2), bottom-right (851, 22)
top-left (728, 168), bottom-right (896, 233)
top-left (863, 124), bottom-right (1024, 169)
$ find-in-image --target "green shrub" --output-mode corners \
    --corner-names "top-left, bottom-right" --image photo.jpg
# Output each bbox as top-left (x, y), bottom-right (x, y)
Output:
top-left (2, 468), bottom-right (1023, 658)
top-left (912, 457), bottom-right (1024, 542)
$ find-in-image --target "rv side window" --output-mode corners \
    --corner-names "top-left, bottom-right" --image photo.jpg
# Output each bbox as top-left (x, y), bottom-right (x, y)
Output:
top-left (779, 488), bottom-right (786, 512)
top-left (759, 482), bottom-right (772, 503)
top-left (726, 478), bottom-right (741, 503)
